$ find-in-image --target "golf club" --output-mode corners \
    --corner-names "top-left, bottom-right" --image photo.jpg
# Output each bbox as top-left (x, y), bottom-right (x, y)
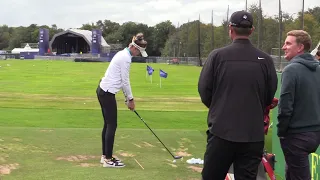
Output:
top-left (133, 110), bottom-right (182, 160)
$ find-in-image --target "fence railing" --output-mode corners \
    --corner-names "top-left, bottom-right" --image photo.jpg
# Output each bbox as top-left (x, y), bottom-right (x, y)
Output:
top-left (145, 56), bottom-right (207, 66)
top-left (12, 53), bottom-right (290, 72)
top-left (146, 56), bottom-right (289, 72)
top-left (270, 55), bottom-right (289, 72)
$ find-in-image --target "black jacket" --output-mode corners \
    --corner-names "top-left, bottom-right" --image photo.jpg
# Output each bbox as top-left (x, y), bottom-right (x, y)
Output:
top-left (198, 38), bottom-right (278, 142)
top-left (277, 53), bottom-right (320, 137)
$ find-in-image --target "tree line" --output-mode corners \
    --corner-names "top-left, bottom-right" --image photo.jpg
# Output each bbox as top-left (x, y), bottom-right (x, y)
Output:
top-left (0, 5), bottom-right (319, 58)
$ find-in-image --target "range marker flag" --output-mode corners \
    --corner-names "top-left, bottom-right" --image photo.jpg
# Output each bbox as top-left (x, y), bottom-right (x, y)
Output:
top-left (159, 69), bottom-right (168, 88)
top-left (160, 69), bottom-right (168, 78)
top-left (146, 65), bottom-right (154, 83)
top-left (147, 65), bottom-right (154, 75)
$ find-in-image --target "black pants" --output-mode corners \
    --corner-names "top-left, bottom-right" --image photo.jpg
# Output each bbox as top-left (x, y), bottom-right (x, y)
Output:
top-left (280, 131), bottom-right (320, 180)
top-left (96, 85), bottom-right (117, 159)
top-left (202, 131), bottom-right (264, 180)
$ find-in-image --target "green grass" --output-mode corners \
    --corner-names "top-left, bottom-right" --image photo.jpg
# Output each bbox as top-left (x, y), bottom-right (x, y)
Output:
top-left (0, 108), bottom-right (207, 129)
top-left (0, 59), bottom-right (274, 179)
top-left (0, 127), bottom-right (206, 180)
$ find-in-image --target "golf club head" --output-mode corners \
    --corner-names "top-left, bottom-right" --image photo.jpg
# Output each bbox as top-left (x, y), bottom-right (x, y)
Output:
top-left (174, 156), bottom-right (183, 159)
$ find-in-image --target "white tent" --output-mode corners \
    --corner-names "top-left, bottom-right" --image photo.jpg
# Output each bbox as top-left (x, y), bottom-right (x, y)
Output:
top-left (311, 41), bottom-right (320, 56)
top-left (11, 43), bottom-right (39, 54)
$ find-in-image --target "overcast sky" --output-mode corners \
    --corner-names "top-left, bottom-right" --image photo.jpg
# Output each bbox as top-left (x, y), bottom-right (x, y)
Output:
top-left (1, 0), bottom-right (318, 29)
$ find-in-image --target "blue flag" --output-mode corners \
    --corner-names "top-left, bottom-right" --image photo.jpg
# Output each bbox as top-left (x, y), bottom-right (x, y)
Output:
top-left (159, 69), bottom-right (168, 78)
top-left (146, 65), bottom-right (154, 75)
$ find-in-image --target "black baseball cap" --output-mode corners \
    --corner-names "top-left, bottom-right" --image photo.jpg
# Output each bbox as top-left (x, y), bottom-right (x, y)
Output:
top-left (229, 11), bottom-right (253, 28)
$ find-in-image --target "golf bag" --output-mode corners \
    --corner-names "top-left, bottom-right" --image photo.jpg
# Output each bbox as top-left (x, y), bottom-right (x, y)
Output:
top-left (264, 98), bottom-right (278, 134)
top-left (225, 150), bottom-right (276, 180)
top-left (262, 151), bottom-right (276, 180)
top-left (225, 98), bottom-right (278, 180)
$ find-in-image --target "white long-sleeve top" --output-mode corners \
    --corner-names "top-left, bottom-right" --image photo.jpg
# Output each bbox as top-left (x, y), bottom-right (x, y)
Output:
top-left (99, 48), bottom-right (133, 100)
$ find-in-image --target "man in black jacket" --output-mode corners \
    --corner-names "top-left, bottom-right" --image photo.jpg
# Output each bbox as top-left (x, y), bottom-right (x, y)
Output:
top-left (277, 30), bottom-right (320, 180)
top-left (198, 10), bottom-right (278, 180)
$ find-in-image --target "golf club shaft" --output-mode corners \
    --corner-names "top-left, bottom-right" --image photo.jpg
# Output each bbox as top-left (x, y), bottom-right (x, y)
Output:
top-left (133, 110), bottom-right (176, 158)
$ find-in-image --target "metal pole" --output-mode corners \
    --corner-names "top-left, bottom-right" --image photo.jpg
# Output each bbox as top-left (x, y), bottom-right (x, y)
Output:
top-left (198, 14), bottom-right (202, 66)
top-left (258, 0), bottom-right (261, 49)
top-left (302, 0), bottom-right (305, 30)
top-left (211, 10), bottom-right (214, 50)
top-left (279, 0), bottom-right (283, 72)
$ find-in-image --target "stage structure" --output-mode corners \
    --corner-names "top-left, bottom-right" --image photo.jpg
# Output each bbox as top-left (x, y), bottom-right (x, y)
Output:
top-left (48, 29), bottom-right (110, 55)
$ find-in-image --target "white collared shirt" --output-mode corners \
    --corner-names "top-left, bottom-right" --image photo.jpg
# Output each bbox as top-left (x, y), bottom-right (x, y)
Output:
top-left (99, 48), bottom-right (133, 100)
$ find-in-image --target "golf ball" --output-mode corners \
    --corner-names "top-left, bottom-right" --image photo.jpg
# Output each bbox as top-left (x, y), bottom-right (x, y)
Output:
top-left (172, 160), bottom-right (176, 163)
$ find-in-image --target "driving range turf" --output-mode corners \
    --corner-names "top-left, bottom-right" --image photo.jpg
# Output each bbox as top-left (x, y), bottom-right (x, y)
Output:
top-left (0, 60), bottom-right (276, 179)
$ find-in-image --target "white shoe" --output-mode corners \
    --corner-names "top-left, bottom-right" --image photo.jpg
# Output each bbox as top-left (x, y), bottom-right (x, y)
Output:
top-left (100, 156), bottom-right (122, 164)
top-left (103, 159), bottom-right (125, 168)
top-left (100, 156), bottom-right (105, 164)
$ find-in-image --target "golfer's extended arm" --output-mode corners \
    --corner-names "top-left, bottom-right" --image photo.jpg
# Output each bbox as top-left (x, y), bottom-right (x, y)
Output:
top-left (198, 56), bottom-right (214, 108)
top-left (277, 70), bottom-right (295, 137)
top-left (121, 60), bottom-right (133, 100)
